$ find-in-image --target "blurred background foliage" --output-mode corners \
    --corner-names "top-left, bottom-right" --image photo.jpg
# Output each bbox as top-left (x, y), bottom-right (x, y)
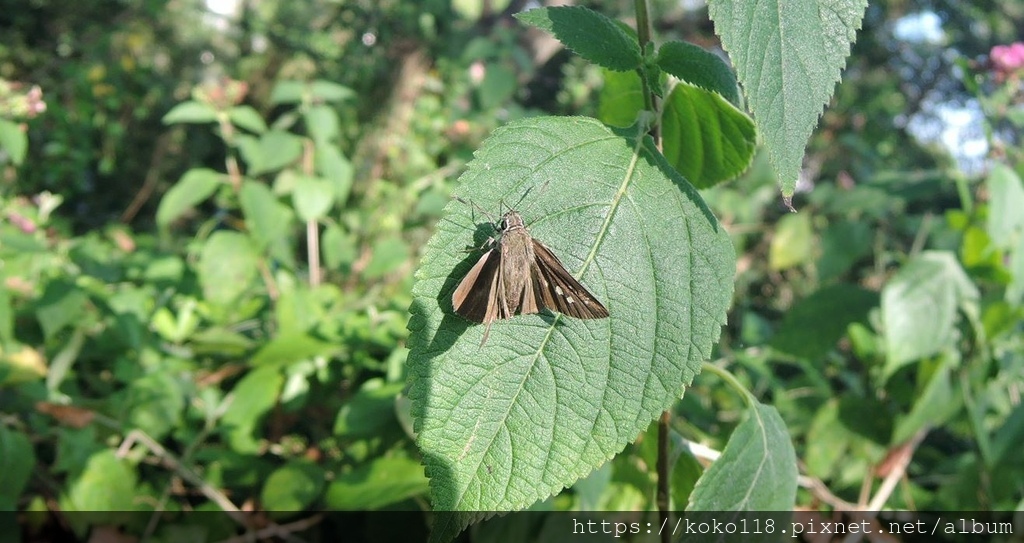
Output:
top-left (1, 0), bottom-right (1023, 540)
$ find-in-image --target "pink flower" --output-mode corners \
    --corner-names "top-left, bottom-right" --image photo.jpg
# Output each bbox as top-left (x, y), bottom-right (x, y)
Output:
top-left (991, 42), bottom-right (1024, 74)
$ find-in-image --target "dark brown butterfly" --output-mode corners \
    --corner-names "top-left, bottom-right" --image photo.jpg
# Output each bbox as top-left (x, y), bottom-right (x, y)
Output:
top-left (451, 205), bottom-right (609, 345)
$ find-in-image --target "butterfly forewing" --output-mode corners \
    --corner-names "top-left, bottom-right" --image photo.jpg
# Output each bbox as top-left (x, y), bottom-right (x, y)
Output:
top-left (451, 248), bottom-right (501, 322)
top-left (530, 240), bottom-right (609, 319)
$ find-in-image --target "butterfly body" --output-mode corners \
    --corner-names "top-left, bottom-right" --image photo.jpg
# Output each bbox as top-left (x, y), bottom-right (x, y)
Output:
top-left (452, 209), bottom-right (609, 345)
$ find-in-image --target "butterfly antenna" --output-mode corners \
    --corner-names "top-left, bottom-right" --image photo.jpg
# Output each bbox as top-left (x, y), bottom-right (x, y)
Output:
top-left (454, 196), bottom-right (497, 223)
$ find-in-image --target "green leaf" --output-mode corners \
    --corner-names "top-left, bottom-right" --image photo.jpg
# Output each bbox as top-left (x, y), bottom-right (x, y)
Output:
top-left (309, 80), bottom-right (355, 102)
top-left (408, 116), bottom-right (734, 537)
top-left (240, 180), bottom-right (294, 251)
top-left (315, 145), bottom-right (354, 206)
top-left (662, 82), bottom-right (756, 189)
top-left (771, 284), bottom-right (878, 359)
top-left (324, 454), bottom-right (429, 509)
top-left (197, 231), bottom-right (259, 307)
top-left (769, 212), bottom-right (814, 270)
top-left (892, 359), bottom-right (958, 444)
top-left (0, 119), bottom-right (28, 166)
top-left (334, 381), bottom-right (404, 438)
top-left (0, 427), bottom-right (34, 509)
top-left (156, 168), bottom-right (222, 228)
top-left (363, 236), bottom-right (409, 278)
top-left (597, 69), bottom-right (644, 128)
top-left (250, 332), bottom-right (340, 367)
top-left (986, 164), bottom-right (1024, 249)
top-left (817, 219), bottom-right (872, 281)
top-left (657, 41), bottom-right (740, 105)
top-left (305, 104), bottom-right (340, 144)
top-left (35, 280), bottom-right (89, 339)
top-left (804, 400), bottom-right (849, 479)
top-left (162, 101), bottom-right (218, 124)
top-left (292, 175), bottom-right (335, 222)
top-left (322, 223), bottom-right (356, 270)
top-left (515, 7), bottom-right (642, 72)
top-left (261, 461), bottom-right (325, 513)
top-left (122, 371), bottom-right (185, 440)
top-left (228, 105), bottom-right (268, 134)
top-left (881, 251), bottom-right (979, 376)
top-left (221, 366), bottom-right (284, 454)
top-left (270, 81), bottom-right (304, 104)
top-left (689, 400), bottom-right (797, 509)
top-left (241, 130), bottom-right (303, 176)
top-left (707, 0), bottom-right (867, 195)
top-left (62, 450), bottom-right (138, 511)
top-left (476, 63), bottom-right (517, 110)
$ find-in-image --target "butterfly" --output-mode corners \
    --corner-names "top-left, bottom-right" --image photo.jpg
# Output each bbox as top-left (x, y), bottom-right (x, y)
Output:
top-left (451, 205), bottom-right (609, 345)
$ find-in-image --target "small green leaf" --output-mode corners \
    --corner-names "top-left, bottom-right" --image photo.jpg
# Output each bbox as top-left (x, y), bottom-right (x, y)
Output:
top-left (261, 462), bottom-right (325, 513)
top-left (597, 69), bottom-right (644, 128)
top-left (476, 63), bottom-right (517, 110)
top-left (240, 180), bottom-right (294, 251)
top-left (986, 164), bottom-right (1024, 249)
top-left (0, 427), bottom-right (34, 509)
top-left (35, 281), bottom-right (89, 339)
top-left (892, 359), bottom-right (958, 444)
top-left (221, 366), bottom-right (284, 454)
top-left (228, 105), bottom-right (268, 134)
top-left (122, 371), bottom-right (185, 440)
top-left (657, 40), bottom-right (739, 105)
top-left (769, 212), bottom-right (814, 270)
top-left (270, 81), bottom-right (304, 104)
top-left (363, 237), bottom-right (409, 278)
top-left (409, 116), bottom-right (734, 537)
top-left (197, 231), bottom-right (259, 307)
top-left (250, 332), bottom-right (340, 367)
top-left (324, 454), bottom-right (428, 509)
top-left (315, 145), bottom-right (354, 206)
top-left (241, 130), bottom-right (303, 176)
top-left (689, 399), bottom-right (797, 510)
top-left (817, 219), bottom-right (873, 281)
top-left (304, 104), bottom-right (339, 144)
top-left (323, 224), bottom-right (356, 270)
top-left (309, 80), bottom-right (354, 102)
top-left (881, 251), bottom-right (979, 375)
top-left (62, 450), bottom-right (138, 511)
top-left (156, 168), bottom-right (221, 227)
top-left (771, 284), bottom-right (878, 359)
top-left (708, 0), bottom-right (867, 195)
top-left (662, 82), bottom-right (756, 188)
top-left (162, 101), bottom-right (218, 124)
top-left (0, 119), bottom-right (28, 166)
top-left (292, 175), bottom-right (335, 222)
top-left (334, 381), bottom-right (403, 438)
top-left (515, 7), bottom-right (642, 72)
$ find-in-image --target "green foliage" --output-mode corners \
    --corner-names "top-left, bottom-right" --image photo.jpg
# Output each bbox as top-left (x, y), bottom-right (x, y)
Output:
top-left (2, 0), bottom-right (1024, 541)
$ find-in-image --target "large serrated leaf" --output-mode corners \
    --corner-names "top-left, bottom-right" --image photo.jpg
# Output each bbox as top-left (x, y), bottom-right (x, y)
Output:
top-left (707, 0), bottom-right (867, 195)
top-left (515, 7), bottom-right (642, 72)
top-left (408, 116), bottom-right (734, 541)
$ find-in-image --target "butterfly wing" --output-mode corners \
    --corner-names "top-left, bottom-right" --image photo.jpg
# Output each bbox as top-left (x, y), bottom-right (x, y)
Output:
top-left (530, 240), bottom-right (609, 319)
top-left (451, 248), bottom-right (501, 323)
